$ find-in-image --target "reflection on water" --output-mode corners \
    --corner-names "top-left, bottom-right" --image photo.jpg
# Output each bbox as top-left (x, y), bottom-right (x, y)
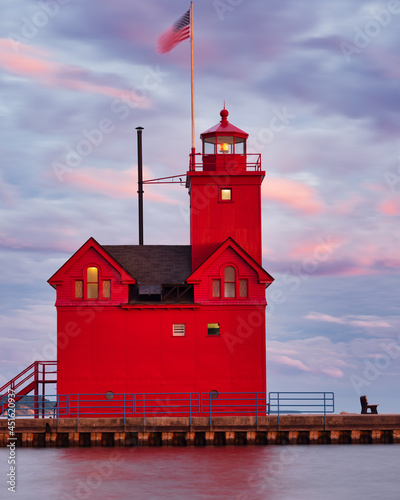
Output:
top-left (1, 445), bottom-right (399, 500)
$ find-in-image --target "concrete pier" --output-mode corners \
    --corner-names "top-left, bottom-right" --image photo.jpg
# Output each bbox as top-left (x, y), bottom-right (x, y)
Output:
top-left (1, 415), bottom-right (400, 447)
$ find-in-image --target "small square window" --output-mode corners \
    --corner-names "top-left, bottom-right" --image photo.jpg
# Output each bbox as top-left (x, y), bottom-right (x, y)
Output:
top-left (173, 324), bottom-right (185, 336)
top-left (102, 280), bottom-right (111, 299)
top-left (74, 280), bottom-right (83, 299)
top-left (212, 279), bottom-right (221, 298)
top-left (220, 188), bottom-right (232, 201)
top-left (239, 279), bottom-right (248, 298)
top-left (207, 323), bottom-right (220, 336)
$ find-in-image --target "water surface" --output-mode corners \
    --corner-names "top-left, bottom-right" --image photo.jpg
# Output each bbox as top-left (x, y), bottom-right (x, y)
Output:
top-left (1, 445), bottom-right (399, 499)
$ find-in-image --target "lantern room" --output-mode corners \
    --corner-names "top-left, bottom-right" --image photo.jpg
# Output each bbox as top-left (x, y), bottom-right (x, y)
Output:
top-left (200, 108), bottom-right (249, 172)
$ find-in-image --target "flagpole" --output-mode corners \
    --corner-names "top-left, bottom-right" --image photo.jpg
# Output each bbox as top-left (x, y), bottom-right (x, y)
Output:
top-left (190, 1), bottom-right (195, 170)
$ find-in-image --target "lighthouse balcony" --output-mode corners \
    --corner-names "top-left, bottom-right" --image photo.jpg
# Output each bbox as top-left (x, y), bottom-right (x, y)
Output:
top-left (190, 152), bottom-right (261, 173)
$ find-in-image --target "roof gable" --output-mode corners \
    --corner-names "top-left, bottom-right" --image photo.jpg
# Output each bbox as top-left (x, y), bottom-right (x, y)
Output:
top-left (48, 237), bottom-right (136, 287)
top-left (187, 237), bottom-right (274, 286)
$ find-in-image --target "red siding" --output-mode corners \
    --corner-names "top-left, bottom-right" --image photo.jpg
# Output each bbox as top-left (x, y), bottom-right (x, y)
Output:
top-left (57, 304), bottom-right (266, 396)
top-left (189, 172), bottom-right (264, 270)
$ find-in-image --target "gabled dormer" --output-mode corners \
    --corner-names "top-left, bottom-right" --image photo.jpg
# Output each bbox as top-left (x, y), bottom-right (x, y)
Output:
top-left (186, 237), bottom-right (273, 305)
top-left (48, 237), bottom-right (135, 307)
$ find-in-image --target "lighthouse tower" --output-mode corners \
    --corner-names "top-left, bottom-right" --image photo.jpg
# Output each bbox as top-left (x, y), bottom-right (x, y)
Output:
top-left (188, 108), bottom-right (264, 271)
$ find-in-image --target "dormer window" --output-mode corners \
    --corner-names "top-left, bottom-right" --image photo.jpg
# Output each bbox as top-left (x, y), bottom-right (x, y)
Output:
top-left (73, 266), bottom-right (111, 300)
top-left (211, 265), bottom-right (249, 300)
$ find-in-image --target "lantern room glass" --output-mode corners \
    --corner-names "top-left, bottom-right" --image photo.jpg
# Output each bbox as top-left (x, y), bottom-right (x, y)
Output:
top-left (203, 136), bottom-right (246, 155)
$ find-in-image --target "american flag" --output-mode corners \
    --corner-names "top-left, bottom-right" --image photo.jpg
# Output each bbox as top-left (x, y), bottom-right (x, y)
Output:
top-left (157, 9), bottom-right (191, 54)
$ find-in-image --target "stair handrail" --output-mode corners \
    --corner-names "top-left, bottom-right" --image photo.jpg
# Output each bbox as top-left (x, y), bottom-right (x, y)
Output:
top-left (0, 361), bottom-right (57, 396)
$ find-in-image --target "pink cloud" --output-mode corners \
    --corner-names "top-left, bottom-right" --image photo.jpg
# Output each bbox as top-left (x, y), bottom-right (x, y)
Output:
top-left (0, 38), bottom-right (149, 105)
top-left (262, 177), bottom-right (324, 214)
top-left (379, 197), bottom-right (400, 216)
top-left (320, 368), bottom-right (344, 378)
top-left (288, 235), bottom-right (342, 261)
top-left (364, 183), bottom-right (386, 193)
top-left (273, 355), bottom-right (311, 372)
top-left (335, 268), bottom-right (378, 277)
top-left (57, 166), bottom-right (181, 205)
top-left (332, 195), bottom-right (365, 216)
top-left (0, 38), bottom-right (53, 77)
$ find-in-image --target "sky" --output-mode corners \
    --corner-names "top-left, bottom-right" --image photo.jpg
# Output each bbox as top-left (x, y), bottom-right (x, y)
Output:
top-left (1, 0), bottom-right (400, 414)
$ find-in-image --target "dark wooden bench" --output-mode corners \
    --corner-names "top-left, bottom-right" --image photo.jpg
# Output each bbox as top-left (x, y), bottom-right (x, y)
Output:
top-left (360, 395), bottom-right (378, 414)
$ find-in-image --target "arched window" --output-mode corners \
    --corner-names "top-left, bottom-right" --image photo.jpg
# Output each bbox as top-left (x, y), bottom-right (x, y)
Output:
top-left (86, 266), bottom-right (99, 299)
top-left (224, 266), bottom-right (236, 298)
top-left (211, 265), bottom-right (249, 300)
top-left (74, 266), bottom-right (111, 300)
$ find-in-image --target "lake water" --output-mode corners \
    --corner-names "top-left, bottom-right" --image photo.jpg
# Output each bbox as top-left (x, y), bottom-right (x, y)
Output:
top-left (1, 445), bottom-right (399, 499)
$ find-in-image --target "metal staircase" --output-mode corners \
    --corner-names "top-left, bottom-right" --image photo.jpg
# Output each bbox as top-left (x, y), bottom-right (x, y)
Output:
top-left (0, 361), bottom-right (57, 417)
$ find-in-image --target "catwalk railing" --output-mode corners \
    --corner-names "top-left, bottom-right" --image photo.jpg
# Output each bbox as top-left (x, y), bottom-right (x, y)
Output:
top-left (268, 392), bottom-right (335, 425)
top-left (1, 392), bottom-right (334, 425)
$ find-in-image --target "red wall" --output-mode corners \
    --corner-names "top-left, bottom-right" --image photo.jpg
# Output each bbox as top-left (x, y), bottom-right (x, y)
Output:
top-left (189, 171), bottom-right (264, 270)
top-left (57, 304), bottom-right (266, 396)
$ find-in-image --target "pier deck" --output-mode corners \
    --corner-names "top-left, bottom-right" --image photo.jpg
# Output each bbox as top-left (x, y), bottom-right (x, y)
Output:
top-left (1, 414), bottom-right (400, 446)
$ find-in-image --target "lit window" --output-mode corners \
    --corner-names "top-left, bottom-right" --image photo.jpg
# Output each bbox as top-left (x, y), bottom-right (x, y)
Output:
top-left (74, 280), bottom-right (83, 299)
top-left (224, 266), bottom-right (236, 298)
top-left (102, 280), bottom-right (111, 299)
top-left (207, 323), bottom-right (220, 336)
top-left (239, 279), bottom-right (248, 298)
top-left (173, 324), bottom-right (185, 336)
top-left (212, 279), bottom-right (221, 298)
top-left (87, 266), bottom-right (98, 299)
top-left (221, 188), bottom-right (232, 201)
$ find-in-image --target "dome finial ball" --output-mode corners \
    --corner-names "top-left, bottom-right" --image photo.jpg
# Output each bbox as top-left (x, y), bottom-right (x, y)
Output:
top-left (220, 108), bottom-right (229, 121)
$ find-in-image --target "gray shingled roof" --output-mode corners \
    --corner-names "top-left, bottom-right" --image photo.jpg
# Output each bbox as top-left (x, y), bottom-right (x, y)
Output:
top-left (103, 245), bottom-right (192, 285)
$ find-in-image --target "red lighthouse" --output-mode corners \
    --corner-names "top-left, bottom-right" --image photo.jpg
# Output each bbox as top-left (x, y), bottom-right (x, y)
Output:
top-left (47, 108), bottom-right (273, 400)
